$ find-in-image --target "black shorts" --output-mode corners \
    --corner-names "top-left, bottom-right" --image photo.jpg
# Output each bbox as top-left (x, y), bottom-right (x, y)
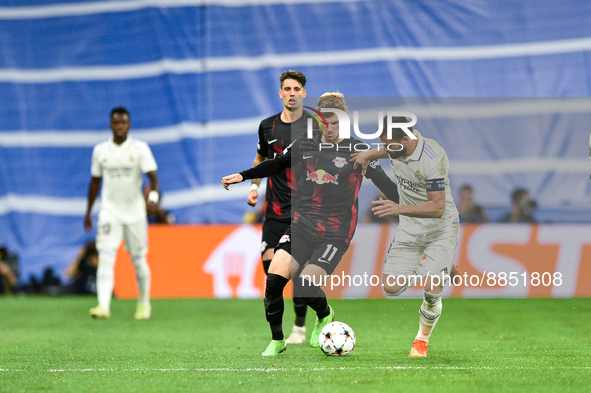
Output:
top-left (261, 218), bottom-right (290, 256)
top-left (275, 222), bottom-right (349, 275)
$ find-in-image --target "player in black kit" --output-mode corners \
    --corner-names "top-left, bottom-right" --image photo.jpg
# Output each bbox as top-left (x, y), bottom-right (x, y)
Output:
top-left (247, 70), bottom-right (311, 344)
top-left (223, 93), bottom-right (399, 356)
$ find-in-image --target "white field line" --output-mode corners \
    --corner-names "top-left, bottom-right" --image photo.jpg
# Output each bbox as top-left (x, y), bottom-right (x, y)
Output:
top-left (1, 365), bottom-right (591, 372)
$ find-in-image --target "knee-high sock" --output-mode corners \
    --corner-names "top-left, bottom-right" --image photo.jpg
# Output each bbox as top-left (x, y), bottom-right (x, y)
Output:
top-left (264, 273), bottom-right (289, 340)
top-left (96, 251), bottom-right (116, 310)
top-left (416, 290), bottom-right (442, 342)
top-left (295, 276), bottom-right (330, 319)
top-left (293, 296), bottom-right (307, 327)
top-left (131, 254), bottom-right (151, 305)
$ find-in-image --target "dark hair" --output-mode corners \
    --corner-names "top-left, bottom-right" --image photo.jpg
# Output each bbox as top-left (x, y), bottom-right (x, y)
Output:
top-left (511, 188), bottom-right (528, 204)
top-left (110, 106), bottom-right (130, 120)
top-left (380, 115), bottom-right (414, 141)
top-left (280, 70), bottom-right (306, 88)
top-left (460, 184), bottom-right (473, 192)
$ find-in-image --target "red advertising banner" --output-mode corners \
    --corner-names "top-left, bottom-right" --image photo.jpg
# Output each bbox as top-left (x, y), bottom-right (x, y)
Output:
top-left (114, 223), bottom-right (591, 298)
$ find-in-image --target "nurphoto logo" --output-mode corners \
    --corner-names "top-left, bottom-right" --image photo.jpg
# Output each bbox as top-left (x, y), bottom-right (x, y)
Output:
top-left (304, 107), bottom-right (418, 152)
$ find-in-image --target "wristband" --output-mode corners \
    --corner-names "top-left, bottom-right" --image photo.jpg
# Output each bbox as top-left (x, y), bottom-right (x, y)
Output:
top-left (147, 190), bottom-right (160, 204)
top-left (250, 183), bottom-right (259, 192)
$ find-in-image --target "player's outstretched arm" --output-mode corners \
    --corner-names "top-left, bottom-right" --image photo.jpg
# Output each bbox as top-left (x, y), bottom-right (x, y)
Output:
top-left (222, 173), bottom-right (244, 190)
top-left (350, 148), bottom-right (388, 176)
top-left (247, 153), bottom-right (266, 206)
top-left (224, 144), bottom-right (292, 191)
top-left (365, 162), bottom-right (399, 203)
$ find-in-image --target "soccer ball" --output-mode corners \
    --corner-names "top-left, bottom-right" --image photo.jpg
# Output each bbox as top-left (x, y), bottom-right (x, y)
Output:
top-left (318, 321), bottom-right (356, 356)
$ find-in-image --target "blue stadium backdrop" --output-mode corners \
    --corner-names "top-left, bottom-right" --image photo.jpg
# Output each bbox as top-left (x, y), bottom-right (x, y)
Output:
top-left (1, 0), bottom-right (591, 281)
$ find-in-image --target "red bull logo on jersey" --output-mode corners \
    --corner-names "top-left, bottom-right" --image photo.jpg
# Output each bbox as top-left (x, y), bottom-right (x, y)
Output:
top-left (306, 169), bottom-right (339, 185)
top-left (333, 156), bottom-right (348, 168)
top-left (306, 170), bottom-right (320, 181)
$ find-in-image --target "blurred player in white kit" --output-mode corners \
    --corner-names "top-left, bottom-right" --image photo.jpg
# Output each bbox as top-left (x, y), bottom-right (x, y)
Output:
top-left (84, 107), bottom-right (160, 320)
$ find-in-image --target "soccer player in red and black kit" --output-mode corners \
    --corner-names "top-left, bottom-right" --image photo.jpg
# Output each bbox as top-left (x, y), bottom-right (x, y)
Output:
top-left (223, 93), bottom-right (399, 356)
top-left (247, 70), bottom-right (311, 344)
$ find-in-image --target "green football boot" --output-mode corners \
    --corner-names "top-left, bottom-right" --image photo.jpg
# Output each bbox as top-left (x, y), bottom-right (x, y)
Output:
top-left (310, 306), bottom-right (334, 348)
top-left (89, 305), bottom-right (111, 319)
top-left (261, 339), bottom-right (287, 357)
top-left (134, 304), bottom-right (151, 320)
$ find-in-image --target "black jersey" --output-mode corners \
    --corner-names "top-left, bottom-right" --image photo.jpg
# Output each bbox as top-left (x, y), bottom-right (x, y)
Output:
top-left (256, 113), bottom-right (308, 222)
top-left (241, 132), bottom-right (399, 244)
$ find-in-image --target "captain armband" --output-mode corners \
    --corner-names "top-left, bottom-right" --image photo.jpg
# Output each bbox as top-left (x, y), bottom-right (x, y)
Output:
top-left (426, 178), bottom-right (445, 192)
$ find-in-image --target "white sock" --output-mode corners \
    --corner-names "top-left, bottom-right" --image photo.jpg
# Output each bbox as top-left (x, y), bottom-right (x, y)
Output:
top-left (96, 251), bottom-right (116, 310)
top-left (415, 291), bottom-right (442, 343)
top-left (131, 254), bottom-right (151, 306)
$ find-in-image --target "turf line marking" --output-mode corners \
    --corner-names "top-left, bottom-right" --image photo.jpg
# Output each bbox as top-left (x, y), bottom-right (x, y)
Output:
top-left (2, 366), bottom-right (591, 373)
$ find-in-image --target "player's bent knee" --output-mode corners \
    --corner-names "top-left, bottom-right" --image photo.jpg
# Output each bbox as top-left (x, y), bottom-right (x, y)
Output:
top-left (382, 275), bottom-right (408, 297)
top-left (130, 253), bottom-right (146, 261)
top-left (384, 285), bottom-right (408, 297)
top-left (268, 249), bottom-right (294, 278)
top-left (423, 274), bottom-right (445, 295)
top-left (299, 264), bottom-right (328, 286)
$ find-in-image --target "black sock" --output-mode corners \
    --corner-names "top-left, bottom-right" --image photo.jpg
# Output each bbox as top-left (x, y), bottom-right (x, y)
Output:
top-left (294, 276), bottom-right (330, 320)
top-left (264, 273), bottom-right (289, 340)
top-left (262, 259), bottom-right (272, 275)
top-left (293, 297), bottom-right (307, 327)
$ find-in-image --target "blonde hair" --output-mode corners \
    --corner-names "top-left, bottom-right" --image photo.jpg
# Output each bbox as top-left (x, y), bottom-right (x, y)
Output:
top-left (317, 92), bottom-right (347, 115)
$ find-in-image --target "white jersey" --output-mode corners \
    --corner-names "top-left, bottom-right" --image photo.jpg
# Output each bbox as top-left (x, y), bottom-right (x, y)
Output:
top-left (91, 136), bottom-right (157, 224)
top-left (388, 130), bottom-right (458, 236)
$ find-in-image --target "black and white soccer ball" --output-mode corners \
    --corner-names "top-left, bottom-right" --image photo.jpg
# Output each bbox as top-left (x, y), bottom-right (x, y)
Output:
top-left (319, 321), bottom-right (356, 356)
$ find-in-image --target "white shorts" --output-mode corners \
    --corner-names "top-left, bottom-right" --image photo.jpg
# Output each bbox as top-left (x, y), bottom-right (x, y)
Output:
top-left (383, 221), bottom-right (459, 278)
top-left (96, 210), bottom-right (148, 256)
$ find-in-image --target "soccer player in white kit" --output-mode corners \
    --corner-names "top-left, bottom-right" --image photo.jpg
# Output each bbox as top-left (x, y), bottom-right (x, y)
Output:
top-left (351, 115), bottom-right (459, 357)
top-left (84, 107), bottom-right (160, 320)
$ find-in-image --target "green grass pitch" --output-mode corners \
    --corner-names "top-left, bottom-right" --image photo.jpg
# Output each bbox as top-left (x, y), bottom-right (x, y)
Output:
top-left (1, 296), bottom-right (590, 392)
